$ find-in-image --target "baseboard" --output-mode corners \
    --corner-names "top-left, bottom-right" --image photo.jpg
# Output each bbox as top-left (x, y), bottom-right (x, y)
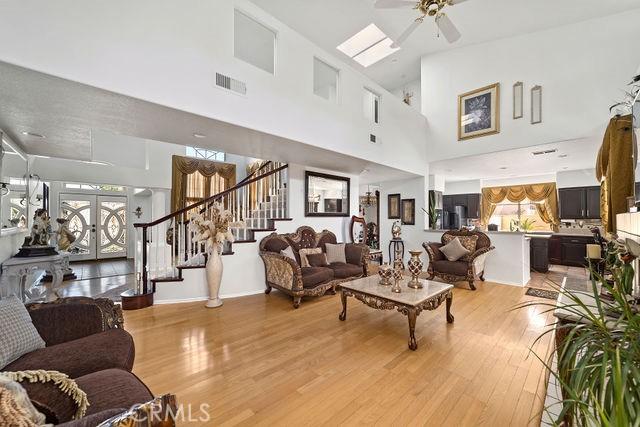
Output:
top-left (154, 289), bottom-right (264, 305)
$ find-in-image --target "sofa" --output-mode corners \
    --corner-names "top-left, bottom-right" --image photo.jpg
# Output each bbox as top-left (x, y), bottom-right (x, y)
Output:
top-left (1, 297), bottom-right (171, 426)
top-left (259, 226), bottom-right (370, 308)
top-left (423, 229), bottom-right (495, 290)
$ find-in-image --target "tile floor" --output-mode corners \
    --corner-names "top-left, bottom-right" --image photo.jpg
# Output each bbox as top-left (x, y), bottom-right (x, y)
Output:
top-left (55, 258), bottom-right (135, 299)
top-left (527, 264), bottom-right (589, 291)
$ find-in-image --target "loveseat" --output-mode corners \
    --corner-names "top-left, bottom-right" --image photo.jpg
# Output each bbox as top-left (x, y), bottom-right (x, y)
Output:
top-left (1, 297), bottom-right (172, 426)
top-left (259, 226), bottom-right (369, 308)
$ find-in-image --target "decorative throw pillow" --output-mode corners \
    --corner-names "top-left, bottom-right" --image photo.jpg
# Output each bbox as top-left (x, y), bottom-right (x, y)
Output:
top-left (440, 237), bottom-right (471, 262)
top-left (0, 296), bottom-right (46, 369)
top-left (325, 243), bottom-right (346, 264)
top-left (0, 374), bottom-right (47, 426)
top-left (443, 234), bottom-right (478, 261)
top-left (307, 253), bottom-right (329, 267)
top-left (299, 248), bottom-right (322, 268)
top-left (280, 246), bottom-right (297, 263)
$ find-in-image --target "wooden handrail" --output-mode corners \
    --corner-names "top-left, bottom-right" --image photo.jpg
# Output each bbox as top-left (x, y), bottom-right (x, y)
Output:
top-left (134, 164), bottom-right (288, 228)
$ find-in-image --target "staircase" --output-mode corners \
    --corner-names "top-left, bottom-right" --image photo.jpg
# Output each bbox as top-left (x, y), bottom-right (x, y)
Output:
top-left (129, 161), bottom-right (289, 306)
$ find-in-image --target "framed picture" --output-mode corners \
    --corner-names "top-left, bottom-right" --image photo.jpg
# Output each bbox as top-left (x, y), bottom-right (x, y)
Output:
top-left (458, 83), bottom-right (500, 140)
top-left (401, 199), bottom-right (415, 225)
top-left (388, 193), bottom-right (401, 219)
top-left (305, 171), bottom-right (350, 217)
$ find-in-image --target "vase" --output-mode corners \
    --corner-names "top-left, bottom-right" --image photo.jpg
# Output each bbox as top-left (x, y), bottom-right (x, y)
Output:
top-left (407, 250), bottom-right (424, 289)
top-left (391, 265), bottom-right (403, 293)
top-left (205, 245), bottom-right (224, 308)
top-left (378, 263), bottom-right (393, 286)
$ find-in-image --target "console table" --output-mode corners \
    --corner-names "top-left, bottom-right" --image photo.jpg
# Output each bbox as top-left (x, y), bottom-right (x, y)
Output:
top-left (1, 254), bottom-right (64, 302)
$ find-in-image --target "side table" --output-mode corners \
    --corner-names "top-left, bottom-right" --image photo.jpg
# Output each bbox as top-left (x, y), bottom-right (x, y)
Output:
top-left (1, 254), bottom-right (65, 302)
top-left (389, 239), bottom-right (405, 268)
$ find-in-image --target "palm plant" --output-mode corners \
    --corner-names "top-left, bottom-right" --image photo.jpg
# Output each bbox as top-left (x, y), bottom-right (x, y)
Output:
top-left (520, 239), bottom-right (640, 426)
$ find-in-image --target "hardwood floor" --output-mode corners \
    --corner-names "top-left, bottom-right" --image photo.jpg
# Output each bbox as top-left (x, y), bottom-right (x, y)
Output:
top-left (124, 280), bottom-right (555, 426)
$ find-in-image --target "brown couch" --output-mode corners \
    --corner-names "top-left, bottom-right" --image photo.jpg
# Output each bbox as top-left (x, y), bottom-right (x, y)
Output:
top-left (259, 226), bottom-right (370, 308)
top-left (423, 229), bottom-right (495, 290)
top-left (1, 297), bottom-right (161, 426)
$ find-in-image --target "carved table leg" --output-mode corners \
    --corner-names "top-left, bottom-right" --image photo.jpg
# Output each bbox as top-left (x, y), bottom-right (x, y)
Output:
top-left (446, 292), bottom-right (454, 323)
top-left (407, 308), bottom-right (418, 350)
top-left (339, 290), bottom-right (347, 321)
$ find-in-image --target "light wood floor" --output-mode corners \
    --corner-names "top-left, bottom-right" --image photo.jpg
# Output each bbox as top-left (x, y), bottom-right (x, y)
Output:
top-left (124, 279), bottom-right (555, 426)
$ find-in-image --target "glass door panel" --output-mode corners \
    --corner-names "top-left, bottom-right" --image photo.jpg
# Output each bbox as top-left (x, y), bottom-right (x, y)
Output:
top-left (59, 194), bottom-right (96, 261)
top-left (98, 196), bottom-right (127, 259)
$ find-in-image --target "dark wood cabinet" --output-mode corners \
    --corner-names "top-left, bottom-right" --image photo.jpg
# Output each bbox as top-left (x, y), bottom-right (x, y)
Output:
top-left (548, 235), bottom-right (594, 267)
top-left (585, 187), bottom-right (600, 219)
top-left (558, 186), bottom-right (600, 220)
top-left (548, 236), bottom-right (561, 264)
top-left (442, 193), bottom-right (481, 220)
top-left (530, 237), bottom-right (549, 273)
top-left (466, 194), bottom-right (481, 219)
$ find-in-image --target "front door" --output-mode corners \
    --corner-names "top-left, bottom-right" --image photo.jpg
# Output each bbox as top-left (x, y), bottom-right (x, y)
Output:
top-left (59, 194), bottom-right (127, 260)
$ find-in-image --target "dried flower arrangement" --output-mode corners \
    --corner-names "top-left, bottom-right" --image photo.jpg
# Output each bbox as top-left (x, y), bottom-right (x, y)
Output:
top-left (189, 202), bottom-right (235, 253)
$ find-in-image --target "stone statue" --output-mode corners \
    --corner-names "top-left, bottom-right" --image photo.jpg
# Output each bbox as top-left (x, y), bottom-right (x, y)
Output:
top-left (391, 221), bottom-right (402, 240)
top-left (56, 217), bottom-right (76, 251)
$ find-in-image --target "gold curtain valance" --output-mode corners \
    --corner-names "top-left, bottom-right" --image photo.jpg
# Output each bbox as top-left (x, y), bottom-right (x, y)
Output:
top-left (481, 182), bottom-right (560, 231)
top-left (171, 155), bottom-right (236, 213)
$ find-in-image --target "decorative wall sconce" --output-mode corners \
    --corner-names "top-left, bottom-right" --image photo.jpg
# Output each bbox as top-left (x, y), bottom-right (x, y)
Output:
top-left (133, 206), bottom-right (143, 218)
top-left (531, 85), bottom-right (543, 124)
top-left (513, 82), bottom-right (523, 119)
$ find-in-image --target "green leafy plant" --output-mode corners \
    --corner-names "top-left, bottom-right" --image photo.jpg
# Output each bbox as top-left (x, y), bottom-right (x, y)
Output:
top-left (426, 193), bottom-right (439, 229)
top-left (519, 218), bottom-right (537, 232)
top-left (519, 239), bottom-right (640, 426)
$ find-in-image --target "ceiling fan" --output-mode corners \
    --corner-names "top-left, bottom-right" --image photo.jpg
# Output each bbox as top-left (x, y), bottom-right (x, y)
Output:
top-left (374, 0), bottom-right (470, 46)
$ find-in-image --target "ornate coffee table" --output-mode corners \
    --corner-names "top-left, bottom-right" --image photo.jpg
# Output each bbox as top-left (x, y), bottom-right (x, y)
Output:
top-left (339, 275), bottom-right (454, 350)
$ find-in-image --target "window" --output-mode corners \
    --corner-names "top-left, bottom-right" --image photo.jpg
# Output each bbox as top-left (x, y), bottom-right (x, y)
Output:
top-left (234, 10), bottom-right (276, 74)
top-left (489, 198), bottom-right (551, 232)
top-left (64, 183), bottom-right (124, 191)
top-left (313, 57), bottom-right (339, 102)
top-left (186, 146), bottom-right (225, 162)
top-left (363, 88), bottom-right (380, 123)
top-left (336, 23), bottom-right (400, 68)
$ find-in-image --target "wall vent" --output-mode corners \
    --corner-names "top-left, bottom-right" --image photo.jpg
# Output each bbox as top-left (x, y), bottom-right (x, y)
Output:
top-left (215, 72), bottom-right (247, 95)
top-left (532, 149), bottom-right (557, 156)
top-left (370, 134), bottom-right (377, 143)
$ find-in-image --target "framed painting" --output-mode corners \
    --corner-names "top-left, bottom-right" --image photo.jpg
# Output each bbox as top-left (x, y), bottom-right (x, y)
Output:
top-left (388, 193), bottom-right (401, 219)
top-left (458, 83), bottom-right (500, 141)
top-left (401, 199), bottom-right (415, 225)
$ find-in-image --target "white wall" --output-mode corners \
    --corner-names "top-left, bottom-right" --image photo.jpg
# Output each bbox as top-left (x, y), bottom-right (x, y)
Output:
top-left (422, 10), bottom-right (640, 162)
top-left (0, 0), bottom-right (428, 177)
top-left (482, 174), bottom-right (557, 188)
top-left (444, 180), bottom-right (482, 195)
top-left (556, 168), bottom-right (599, 188)
top-left (391, 79), bottom-right (422, 115)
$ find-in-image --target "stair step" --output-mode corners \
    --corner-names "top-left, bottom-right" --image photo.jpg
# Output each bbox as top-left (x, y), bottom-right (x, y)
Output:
top-left (233, 239), bottom-right (256, 244)
top-left (151, 277), bottom-right (183, 283)
top-left (249, 228), bottom-right (276, 232)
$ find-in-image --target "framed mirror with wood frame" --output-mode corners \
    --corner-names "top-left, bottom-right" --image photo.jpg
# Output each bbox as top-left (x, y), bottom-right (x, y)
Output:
top-left (305, 171), bottom-right (350, 217)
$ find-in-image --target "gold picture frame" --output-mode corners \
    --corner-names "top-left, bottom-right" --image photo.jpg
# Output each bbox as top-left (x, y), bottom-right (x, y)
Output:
top-left (458, 83), bottom-right (500, 141)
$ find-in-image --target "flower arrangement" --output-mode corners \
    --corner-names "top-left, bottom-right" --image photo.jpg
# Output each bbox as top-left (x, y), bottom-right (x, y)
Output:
top-left (189, 202), bottom-right (234, 253)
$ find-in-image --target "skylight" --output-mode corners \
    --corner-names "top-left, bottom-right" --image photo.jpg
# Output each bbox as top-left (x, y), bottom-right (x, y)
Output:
top-left (337, 24), bottom-right (399, 68)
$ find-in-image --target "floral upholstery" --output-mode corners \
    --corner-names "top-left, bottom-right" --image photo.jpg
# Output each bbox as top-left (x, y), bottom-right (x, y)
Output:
top-left (423, 230), bottom-right (494, 291)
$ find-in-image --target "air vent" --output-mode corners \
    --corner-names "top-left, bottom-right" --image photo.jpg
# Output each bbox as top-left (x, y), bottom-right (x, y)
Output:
top-left (532, 149), bottom-right (557, 156)
top-left (370, 134), bottom-right (377, 143)
top-left (215, 72), bottom-right (247, 95)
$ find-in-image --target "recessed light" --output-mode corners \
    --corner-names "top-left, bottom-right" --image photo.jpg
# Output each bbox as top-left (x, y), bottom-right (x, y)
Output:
top-left (21, 131), bottom-right (45, 139)
top-left (391, 58), bottom-right (398, 63)
top-left (445, 169), bottom-right (453, 172)
top-left (558, 154), bottom-right (568, 158)
top-left (499, 166), bottom-right (508, 170)
top-left (562, 167), bottom-right (569, 170)
top-left (193, 133), bottom-right (206, 139)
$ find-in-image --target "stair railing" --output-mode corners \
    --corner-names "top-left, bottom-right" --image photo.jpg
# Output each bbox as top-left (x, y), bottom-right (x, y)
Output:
top-left (133, 162), bottom-right (288, 295)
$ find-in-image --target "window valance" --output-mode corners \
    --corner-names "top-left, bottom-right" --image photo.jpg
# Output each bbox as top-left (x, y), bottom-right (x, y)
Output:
top-left (171, 155), bottom-right (236, 213)
top-left (481, 182), bottom-right (560, 231)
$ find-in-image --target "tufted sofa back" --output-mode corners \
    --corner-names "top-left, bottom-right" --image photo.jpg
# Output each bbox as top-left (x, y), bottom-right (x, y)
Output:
top-left (259, 226), bottom-right (338, 264)
top-left (441, 229), bottom-right (491, 250)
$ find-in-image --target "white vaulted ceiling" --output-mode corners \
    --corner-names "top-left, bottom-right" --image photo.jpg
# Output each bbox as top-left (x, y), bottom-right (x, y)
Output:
top-left (249, 0), bottom-right (640, 90)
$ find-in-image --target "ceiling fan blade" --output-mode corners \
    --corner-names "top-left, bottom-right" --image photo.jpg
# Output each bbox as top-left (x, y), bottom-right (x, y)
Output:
top-left (391, 19), bottom-right (422, 48)
top-left (436, 13), bottom-right (461, 43)
top-left (374, 0), bottom-right (416, 9)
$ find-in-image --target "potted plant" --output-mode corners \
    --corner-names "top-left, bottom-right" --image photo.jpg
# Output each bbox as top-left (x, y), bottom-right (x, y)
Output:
top-left (521, 238), bottom-right (640, 425)
top-left (189, 202), bottom-right (234, 308)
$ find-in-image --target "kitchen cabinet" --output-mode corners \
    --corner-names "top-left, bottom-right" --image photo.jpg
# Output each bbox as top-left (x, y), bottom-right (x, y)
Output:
top-left (558, 186), bottom-right (600, 220)
top-left (530, 237), bottom-right (549, 273)
top-left (548, 235), bottom-right (594, 267)
top-left (442, 193), bottom-right (482, 220)
top-left (467, 194), bottom-right (481, 219)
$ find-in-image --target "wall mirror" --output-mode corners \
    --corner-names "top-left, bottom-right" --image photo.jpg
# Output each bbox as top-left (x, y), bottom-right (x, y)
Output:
top-left (305, 171), bottom-right (350, 217)
top-left (350, 215), bottom-right (366, 244)
top-left (0, 133), bottom-right (30, 233)
top-left (513, 82), bottom-right (523, 119)
top-left (531, 85), bottom-right (542, 124)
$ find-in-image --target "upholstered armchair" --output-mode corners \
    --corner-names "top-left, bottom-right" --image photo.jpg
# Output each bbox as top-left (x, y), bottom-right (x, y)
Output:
top-left (259, 226), bottom-right (370, 308)
top-left (423, 230), bottom-right (495, 290)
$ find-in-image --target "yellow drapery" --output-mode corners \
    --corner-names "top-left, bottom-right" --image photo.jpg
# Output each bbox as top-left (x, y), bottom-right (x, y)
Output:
top-left (595, 114), bottom-right (636, 233)
top-left (481, 182), bottom-right (560, 231)
top-left (171, 155), bottom-right (236, 213)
